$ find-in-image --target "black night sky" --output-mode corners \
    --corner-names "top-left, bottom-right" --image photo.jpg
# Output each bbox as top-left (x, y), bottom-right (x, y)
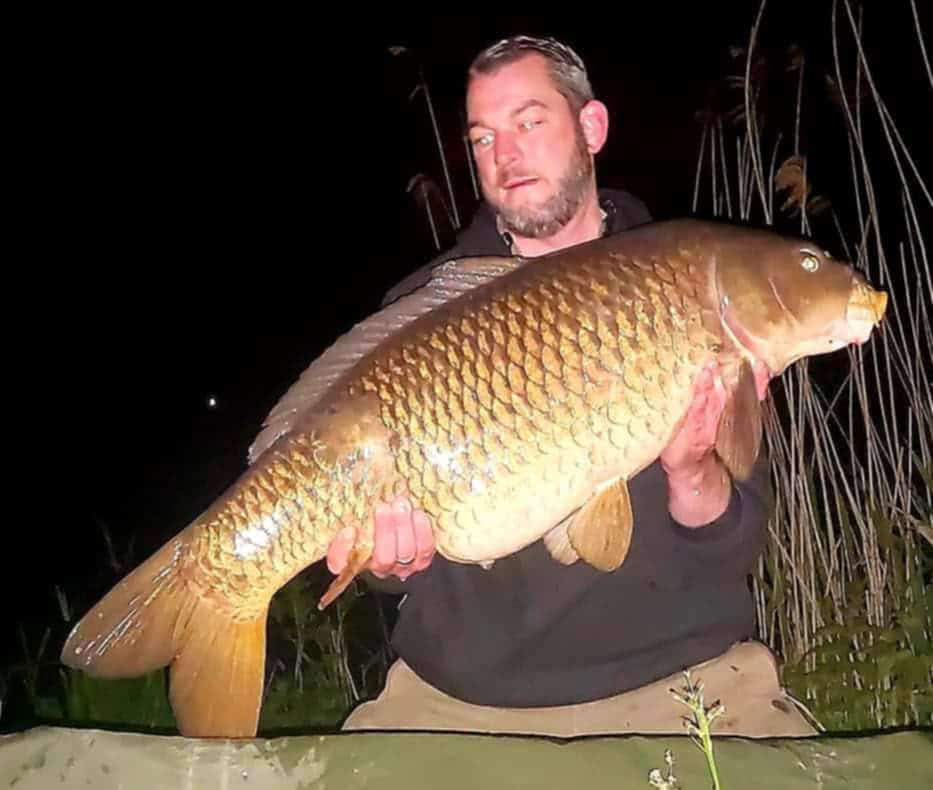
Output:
top-left (10, 3), bottom-right (930, 666)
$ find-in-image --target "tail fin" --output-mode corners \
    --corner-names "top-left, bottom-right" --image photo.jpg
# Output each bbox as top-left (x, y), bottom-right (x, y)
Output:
top-left (60, 529), bottom-right (267, 738)
top-left (168, 597), bottom-right (266, 738)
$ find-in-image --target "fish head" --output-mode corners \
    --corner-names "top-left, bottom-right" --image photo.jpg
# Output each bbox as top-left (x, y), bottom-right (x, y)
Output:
top-left (713, 229), bottom-right (888, 376)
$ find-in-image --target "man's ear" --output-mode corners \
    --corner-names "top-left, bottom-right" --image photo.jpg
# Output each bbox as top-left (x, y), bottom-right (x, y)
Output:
top-left (579, 100), bottom-right (609, 153)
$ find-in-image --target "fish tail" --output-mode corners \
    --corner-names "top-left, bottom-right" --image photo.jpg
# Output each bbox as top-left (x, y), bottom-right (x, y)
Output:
top-left (60, 528), bottom-right (267, 738)
top-left (168, 597), bottom-right (266, 738)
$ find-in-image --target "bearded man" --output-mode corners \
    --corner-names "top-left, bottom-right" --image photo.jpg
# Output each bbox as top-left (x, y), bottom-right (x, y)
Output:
top-left (328, 34), bottom-right (819, 739)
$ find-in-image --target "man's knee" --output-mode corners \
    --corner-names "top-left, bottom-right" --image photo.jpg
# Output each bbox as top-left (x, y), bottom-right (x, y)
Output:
top-left (341, 699), bottom-right (378, 730)
top-left (340, 660), bottom-right (421, 731)
top-left (708, 640), bottom-right (821, 737)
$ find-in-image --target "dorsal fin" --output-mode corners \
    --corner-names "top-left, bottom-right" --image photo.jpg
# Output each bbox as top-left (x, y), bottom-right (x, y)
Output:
top-left (247, 254), bottom-right (524, 464)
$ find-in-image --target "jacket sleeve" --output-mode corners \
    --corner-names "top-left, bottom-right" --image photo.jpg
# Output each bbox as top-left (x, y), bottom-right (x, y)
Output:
top-left (667, 448), bottom-right (773, 581)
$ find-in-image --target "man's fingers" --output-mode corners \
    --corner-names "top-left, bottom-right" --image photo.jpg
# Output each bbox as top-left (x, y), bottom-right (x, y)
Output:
top-left (370, 502), bottom-right (397, 574)
top-left (338, 495), bottom-right (433, 582)
top-left (412, 509), bottom-right (435, 562)
top-left (392, 496), bottom-right (417, 564)
top-left (326, 526), bottom-right (356, 574)
top-left (683, 365), bottom-right (721, 432)
top-left (691, 363), bottom-right (719, 415)
top-left (398, 509), bottom-right (435, 580)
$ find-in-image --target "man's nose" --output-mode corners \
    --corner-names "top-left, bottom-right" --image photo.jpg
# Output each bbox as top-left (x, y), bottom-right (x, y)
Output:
top-left (494, 133), bottom-right (520, 165)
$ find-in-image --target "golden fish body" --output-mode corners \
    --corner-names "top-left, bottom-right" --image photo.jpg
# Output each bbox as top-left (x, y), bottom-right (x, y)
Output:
top-left (61, 218), bottom-right (888, 738)
top-left (185, 219), bottom-right (728, 601)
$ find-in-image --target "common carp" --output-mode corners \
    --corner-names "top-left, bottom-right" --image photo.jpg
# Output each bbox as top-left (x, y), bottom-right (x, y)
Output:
top-left (61, 218), bottom-right (887, 737)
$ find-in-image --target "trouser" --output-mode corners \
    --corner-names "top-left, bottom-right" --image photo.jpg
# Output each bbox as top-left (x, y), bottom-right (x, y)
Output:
top-left (341, 640), bottom-right (821, 738)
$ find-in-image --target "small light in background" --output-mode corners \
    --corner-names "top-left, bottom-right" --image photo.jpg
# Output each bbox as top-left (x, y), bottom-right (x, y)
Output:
top-left (206, 395), bottom-right (219, 410)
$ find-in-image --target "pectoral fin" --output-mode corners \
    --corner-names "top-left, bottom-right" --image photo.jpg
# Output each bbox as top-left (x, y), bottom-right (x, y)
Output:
top-left (565, 478), bottom-right (634, 571)
top-left (543, 515), bottom-right (580, 565)
top-left (715, 360), bottom-right (763, 481)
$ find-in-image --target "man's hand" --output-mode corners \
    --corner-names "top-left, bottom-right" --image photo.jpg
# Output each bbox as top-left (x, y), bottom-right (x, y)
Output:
top-left (660, 360), bottom-right (771, 527)
top-left (326, 495), bottom-right (436, 582)
top-left (660, 363), bottom-right (728, 477)
top-left (660, 363), bottom-right (726, 527)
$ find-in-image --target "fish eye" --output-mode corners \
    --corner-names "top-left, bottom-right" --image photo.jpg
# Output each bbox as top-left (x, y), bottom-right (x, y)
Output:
top-left (800, 254), bottom-right (820, 272)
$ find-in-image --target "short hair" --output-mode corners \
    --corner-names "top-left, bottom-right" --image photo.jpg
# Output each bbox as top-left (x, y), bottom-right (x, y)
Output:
top-left (468, 35), bottom-right (594, 114)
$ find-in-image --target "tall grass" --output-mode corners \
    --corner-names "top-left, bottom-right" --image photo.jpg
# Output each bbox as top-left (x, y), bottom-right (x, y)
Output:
top-left (691, 0), bottom-right (932, 730)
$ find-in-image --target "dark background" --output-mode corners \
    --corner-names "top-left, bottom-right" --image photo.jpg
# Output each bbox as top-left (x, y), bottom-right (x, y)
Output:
top-left (8, 2), bottom-right (929, 663)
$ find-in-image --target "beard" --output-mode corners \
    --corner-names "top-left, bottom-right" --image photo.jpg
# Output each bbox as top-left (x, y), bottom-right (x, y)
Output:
top-left (491, 125), bottom-right (594, 239)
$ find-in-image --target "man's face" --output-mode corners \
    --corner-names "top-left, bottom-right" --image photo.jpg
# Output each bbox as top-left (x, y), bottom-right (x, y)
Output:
top-left (466, 53), bottom-right (596, 239)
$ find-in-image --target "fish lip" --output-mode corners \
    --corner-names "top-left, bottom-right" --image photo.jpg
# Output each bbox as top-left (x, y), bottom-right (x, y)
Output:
top-left (845, 276), bottom-right (888, 339)
top-left (841, 314), bottom-right (878, 346)
top-left (873, 290), bottom-right (888, 322)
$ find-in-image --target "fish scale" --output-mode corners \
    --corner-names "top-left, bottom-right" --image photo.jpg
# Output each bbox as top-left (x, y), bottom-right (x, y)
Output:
top-left (229, 246), bottom-right (696, 593)
top-left (337, 248), bottom-right (716, 565)
top-left (60, 218), bottom-right (888, 737)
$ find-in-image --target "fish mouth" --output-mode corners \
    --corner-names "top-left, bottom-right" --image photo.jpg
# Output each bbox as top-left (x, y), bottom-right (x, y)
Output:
top-left (843, 276), bottom-right (888, 345)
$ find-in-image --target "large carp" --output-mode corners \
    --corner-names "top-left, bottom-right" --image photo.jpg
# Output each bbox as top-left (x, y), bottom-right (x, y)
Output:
top-left (61, 218), bottom-right (887, 737)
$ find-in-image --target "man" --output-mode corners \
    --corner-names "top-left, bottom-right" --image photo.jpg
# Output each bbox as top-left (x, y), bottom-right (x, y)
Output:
top-left (328, 35), bottom-right (819, 738)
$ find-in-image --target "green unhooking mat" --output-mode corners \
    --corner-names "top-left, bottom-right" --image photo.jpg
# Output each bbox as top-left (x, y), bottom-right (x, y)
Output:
top-left (1, 725), bottom-right (931, 788)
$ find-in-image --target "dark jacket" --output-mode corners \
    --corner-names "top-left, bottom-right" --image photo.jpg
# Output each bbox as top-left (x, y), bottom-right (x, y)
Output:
top-left (381, 187), bottom-right (652, 304)
top-left (368, 188), bottom-right (771, 707)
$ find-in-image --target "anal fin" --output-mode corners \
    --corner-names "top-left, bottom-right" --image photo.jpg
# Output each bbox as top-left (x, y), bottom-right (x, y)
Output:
top-left (566, 478), bottom-right (634, 572)
top-left (715, 360), bottom-right (763, 481)
top-left (170, 599), bottom-right (267, 738)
